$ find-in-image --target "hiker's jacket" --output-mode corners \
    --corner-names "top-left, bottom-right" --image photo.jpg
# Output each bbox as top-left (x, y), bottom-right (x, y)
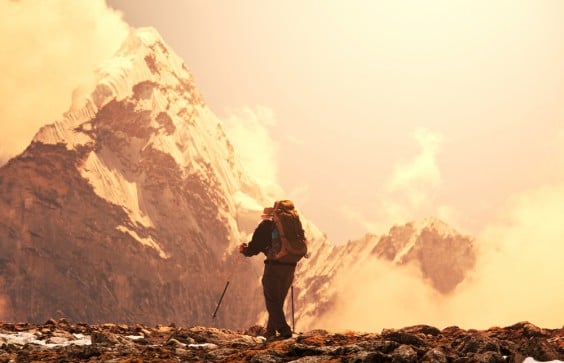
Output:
top-left (242, 219), bottom-right (273, 257)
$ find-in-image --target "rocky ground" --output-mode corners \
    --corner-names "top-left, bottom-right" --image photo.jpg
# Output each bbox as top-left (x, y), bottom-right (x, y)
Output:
top-left (0, 319), bottom-right (562, 362)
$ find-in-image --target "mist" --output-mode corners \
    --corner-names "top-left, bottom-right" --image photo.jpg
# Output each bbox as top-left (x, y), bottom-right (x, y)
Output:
top-left (316, 183), bottom-right (564, 332)
top-left (450, 184), bottom-right (564, 329)
top-left (222, 105), bottom-right (283, 199)
top-left (315, 258), bottom-right (447, 332)
top-left (0, 0), bottom-right (129, 165)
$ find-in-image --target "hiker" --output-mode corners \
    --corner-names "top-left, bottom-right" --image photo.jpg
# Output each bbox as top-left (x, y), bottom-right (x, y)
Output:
top-left (239, 201), bottom-right (307, 340)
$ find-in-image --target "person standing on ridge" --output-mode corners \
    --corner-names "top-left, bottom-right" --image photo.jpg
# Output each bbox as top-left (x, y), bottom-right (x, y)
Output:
top-left (239, 200), bottom-right (307, 341)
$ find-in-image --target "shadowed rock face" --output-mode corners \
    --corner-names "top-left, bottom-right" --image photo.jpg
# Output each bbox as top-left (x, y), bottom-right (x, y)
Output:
top-left (0, 141), bottom-right (260, 329)
top-left (0, 320), bottom-right (561, 362)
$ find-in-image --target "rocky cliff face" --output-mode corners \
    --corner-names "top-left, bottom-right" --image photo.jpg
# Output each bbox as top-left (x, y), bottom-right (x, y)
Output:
top-left (0, 27), bottom-right (269, 329)
top-left (0, 26), bottom-right (476, 331)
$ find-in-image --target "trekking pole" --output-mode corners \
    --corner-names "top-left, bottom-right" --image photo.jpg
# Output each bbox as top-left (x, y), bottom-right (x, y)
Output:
top-left (291, 285), bottom-right (295, 333)
top-left (212, 281), bottom-right (229, 319)
top-left (212, 253), bottom-right (241, 319)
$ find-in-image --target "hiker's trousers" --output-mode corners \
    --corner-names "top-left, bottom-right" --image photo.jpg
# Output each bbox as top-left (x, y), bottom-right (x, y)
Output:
top-left (262, 262), bottom-right (295, 334)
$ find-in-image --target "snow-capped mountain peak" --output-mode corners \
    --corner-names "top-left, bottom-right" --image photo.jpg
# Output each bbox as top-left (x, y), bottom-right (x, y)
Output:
top-left (32, 26), bottom-right (266, 252)
top-left (410, 216), bottom-right (460, 236)
top-left (389, 216), bottom-right (461, 264)
top-left (34, 27), bottom-right (202, 153)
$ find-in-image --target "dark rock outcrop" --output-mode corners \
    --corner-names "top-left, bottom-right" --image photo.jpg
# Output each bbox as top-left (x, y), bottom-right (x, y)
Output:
top-left (0, 320), bottom-right (561, 362)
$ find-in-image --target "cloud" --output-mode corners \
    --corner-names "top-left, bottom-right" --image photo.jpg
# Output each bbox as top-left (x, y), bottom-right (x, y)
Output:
top-left (324, 127), bottom-right (564, 330)
top-left (319, 183), bottom-right (564, 332)
top-left (0, 0), bottom-right (129, 165)
top-left (316, 257), bottom-right (446, 332)
top-left (448, 183), bottom-right (564, 329)
top-left (222, 105), bottom-right (283, 198)
top-left (342, 128), bottom-right (449, 234)
top-left (384, 128), bottom-right (443, 219)
top-left (388, 128), bottom-right (442, 194)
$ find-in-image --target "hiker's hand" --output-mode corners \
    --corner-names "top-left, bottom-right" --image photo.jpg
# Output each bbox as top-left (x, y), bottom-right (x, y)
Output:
top-left (239, 243), bottom-right (247, 254)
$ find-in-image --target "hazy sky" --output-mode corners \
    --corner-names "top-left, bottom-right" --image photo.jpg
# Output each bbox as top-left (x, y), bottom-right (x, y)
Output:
top-left (104, 0), bottom-right (564, 243)
top-left (2, 0), bottom-right (563, 330)
top-left (3, 1), bottom-right (564, 244)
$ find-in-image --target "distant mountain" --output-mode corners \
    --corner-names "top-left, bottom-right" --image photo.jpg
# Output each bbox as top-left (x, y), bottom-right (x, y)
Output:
top-left (371, 217), bottom-right (476, 293)
top-left (294, 217), bottom-right (476, 329)
top-left (0, 27), bottom-right (475, 330)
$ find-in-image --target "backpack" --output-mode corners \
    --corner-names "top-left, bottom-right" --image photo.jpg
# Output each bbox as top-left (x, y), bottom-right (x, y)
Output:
top-left (267, 200), bottom-right (308, 263)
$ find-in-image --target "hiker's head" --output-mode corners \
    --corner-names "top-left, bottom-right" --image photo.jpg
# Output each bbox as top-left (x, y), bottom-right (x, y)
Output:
top-left (261, 207), bottom-right (274, 219)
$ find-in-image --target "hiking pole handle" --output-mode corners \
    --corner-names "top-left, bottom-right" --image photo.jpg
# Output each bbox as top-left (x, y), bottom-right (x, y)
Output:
top-left (212, 280), bottom-right (230, 319)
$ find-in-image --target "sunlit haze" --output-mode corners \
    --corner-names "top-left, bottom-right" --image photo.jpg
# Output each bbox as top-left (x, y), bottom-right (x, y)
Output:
top-left (2, 0), bottom-right (563, 330)
top-left (104, 0), bottom-right (564, 245)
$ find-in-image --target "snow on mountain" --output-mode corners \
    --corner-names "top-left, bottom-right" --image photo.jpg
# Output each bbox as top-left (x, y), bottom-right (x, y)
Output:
top-left (35, 28), bottom-right (191, 147)
top-left (33, 27), bottom-right (269, 253)
top-left (390, 217), bottom-right (457, 264)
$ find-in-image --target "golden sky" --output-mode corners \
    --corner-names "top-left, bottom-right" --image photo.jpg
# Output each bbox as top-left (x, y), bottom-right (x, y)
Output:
top-left (1, 0), bottom-right (563, 330)
top-left (103, 0), bottom-right (564, 243)
top-left (2, 0), bottom-right (564, 243)
top-left (1, 0), bottom-right (563, 242)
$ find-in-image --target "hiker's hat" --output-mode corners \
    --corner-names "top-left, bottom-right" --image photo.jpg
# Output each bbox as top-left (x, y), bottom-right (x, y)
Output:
top-left (261, 207), bottom-right (274, 218)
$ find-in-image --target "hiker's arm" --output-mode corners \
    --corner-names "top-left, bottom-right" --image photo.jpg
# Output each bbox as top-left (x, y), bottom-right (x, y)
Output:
top-left (241, 220), bottom-right (271, 256)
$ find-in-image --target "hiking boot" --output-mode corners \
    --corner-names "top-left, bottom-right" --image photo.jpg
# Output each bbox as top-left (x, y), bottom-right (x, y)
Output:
top-left (263, 330), bottom-right (277, 341)
top-left (278, 329), bottom-right (293, 339)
